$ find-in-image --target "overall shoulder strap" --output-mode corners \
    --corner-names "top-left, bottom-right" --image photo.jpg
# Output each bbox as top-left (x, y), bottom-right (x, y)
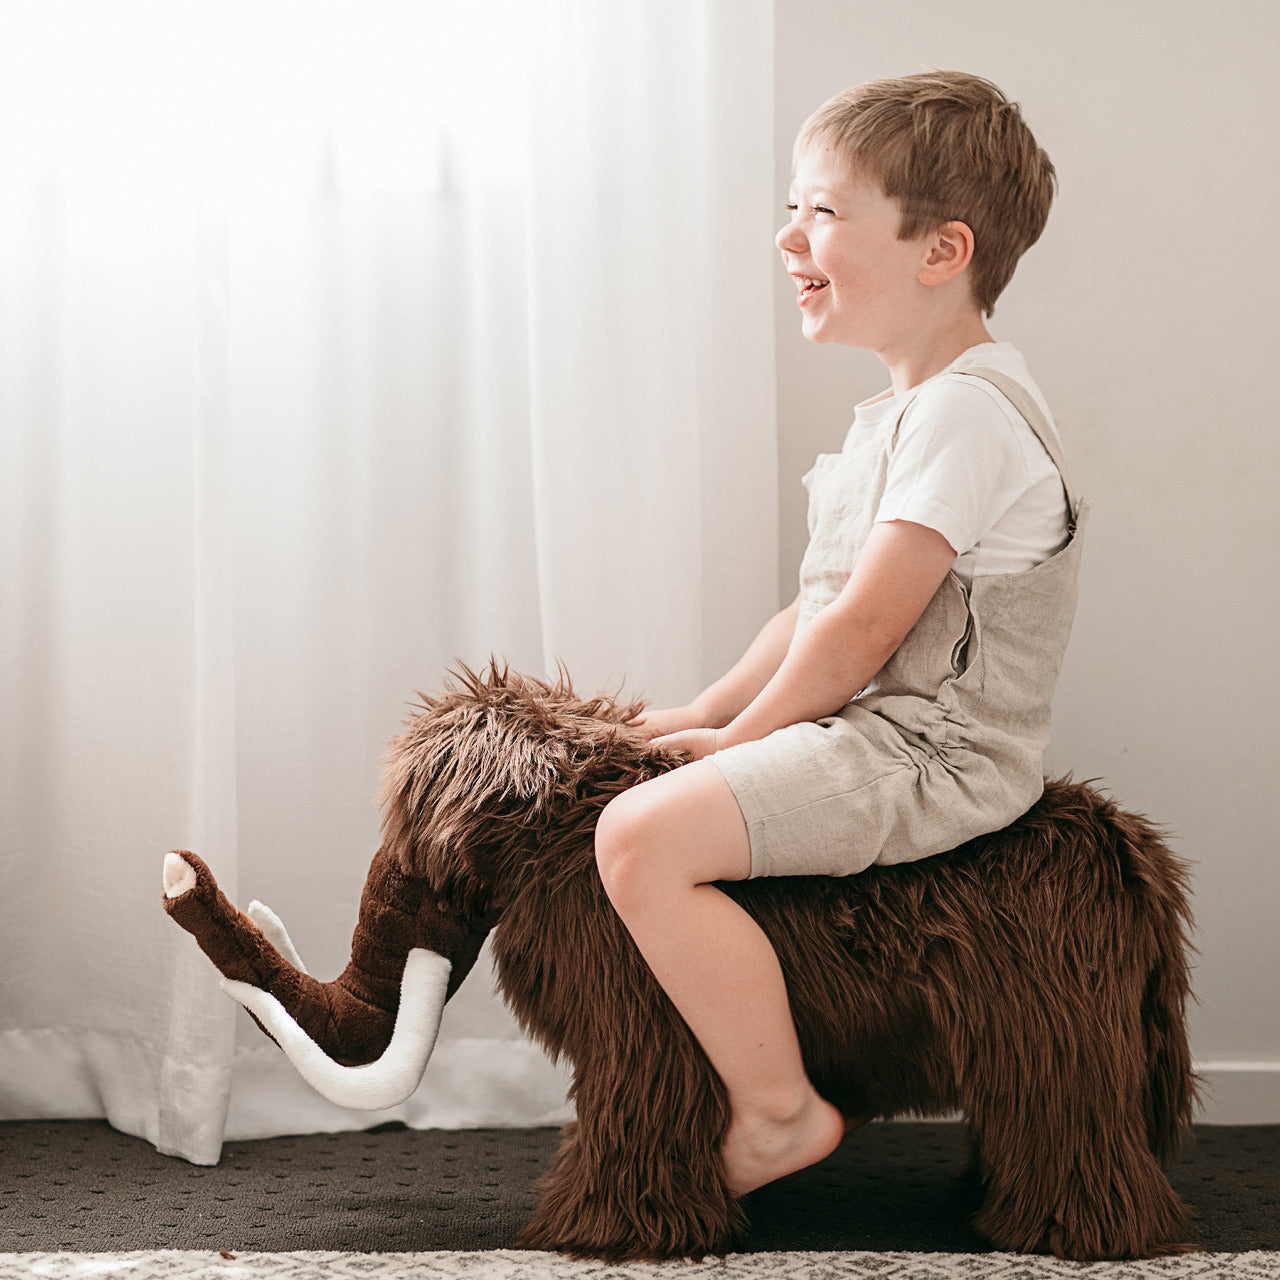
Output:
top-left (953, 367), bottom-right (1082, 519)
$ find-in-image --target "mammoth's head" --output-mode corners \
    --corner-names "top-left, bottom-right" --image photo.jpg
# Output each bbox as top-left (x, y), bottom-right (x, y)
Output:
top-left (378, 662), bottom-right (677, 917)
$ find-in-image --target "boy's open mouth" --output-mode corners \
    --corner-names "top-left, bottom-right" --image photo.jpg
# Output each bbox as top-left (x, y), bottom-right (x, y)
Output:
top-left (794, 275), bottom-right (829, 299)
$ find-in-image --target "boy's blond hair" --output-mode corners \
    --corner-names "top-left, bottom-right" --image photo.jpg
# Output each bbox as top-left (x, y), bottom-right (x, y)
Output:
top-left (797, 70), bottom-right (1056, 317)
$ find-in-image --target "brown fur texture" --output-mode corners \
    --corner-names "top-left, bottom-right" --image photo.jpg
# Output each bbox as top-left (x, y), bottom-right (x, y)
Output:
top-left (378, 664), bottom-right (1198, 1261)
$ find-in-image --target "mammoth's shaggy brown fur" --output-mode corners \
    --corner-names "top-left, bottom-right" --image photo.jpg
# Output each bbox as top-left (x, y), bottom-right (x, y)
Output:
top-left (377, 664), bottom-right (1198, 1260)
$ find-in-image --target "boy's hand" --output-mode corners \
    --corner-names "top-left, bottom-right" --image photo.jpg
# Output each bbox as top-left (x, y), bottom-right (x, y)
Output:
top-left (651, 728), bottom-right (721, 761)
top-left (628, 705), bottom-right (706, 741)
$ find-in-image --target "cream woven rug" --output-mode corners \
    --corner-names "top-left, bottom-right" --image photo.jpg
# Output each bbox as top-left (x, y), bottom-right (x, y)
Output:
top-left (4, 1252), bottom-right (1279, 1279)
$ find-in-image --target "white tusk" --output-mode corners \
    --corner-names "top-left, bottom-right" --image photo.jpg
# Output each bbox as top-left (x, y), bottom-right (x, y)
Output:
top-left (220, 948), bottom-right (452, 1110)
top-left (246, 900), bottom-right (308, 975)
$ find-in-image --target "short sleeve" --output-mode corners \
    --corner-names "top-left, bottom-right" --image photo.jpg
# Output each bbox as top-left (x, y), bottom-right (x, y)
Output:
top-left (874, 378), bottom-right (1033, 558)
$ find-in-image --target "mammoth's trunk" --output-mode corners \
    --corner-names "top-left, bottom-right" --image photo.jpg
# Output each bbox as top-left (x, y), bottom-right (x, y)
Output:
top-left (162, 845), bottom-right (491, 1110)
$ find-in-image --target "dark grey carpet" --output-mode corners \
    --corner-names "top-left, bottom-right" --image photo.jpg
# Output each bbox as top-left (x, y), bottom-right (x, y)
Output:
top-left (1, 1121), bottom-right (1277, 1255)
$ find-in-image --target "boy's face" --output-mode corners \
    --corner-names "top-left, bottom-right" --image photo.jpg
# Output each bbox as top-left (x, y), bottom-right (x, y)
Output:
top-left (777, 146), bottom-right (931, 351)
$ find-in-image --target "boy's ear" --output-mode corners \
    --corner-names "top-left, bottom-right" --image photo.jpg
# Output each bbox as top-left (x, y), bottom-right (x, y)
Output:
top-left (918, 220), bottom-right (976, 287)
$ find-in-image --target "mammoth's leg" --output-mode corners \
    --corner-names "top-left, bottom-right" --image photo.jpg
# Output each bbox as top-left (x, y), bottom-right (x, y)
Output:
top-left (517, 1036), bottom-right (747, 1260)
top-left (965, 995), bottom-right (1192, 1260)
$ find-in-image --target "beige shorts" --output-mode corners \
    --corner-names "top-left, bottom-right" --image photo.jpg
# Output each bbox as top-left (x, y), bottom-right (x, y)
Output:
top-left (710, 703), bottom-right (1030, 879)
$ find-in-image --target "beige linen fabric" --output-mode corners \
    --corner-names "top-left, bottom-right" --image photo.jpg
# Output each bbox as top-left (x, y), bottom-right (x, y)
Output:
top-left (713, 367), bottom-right (1089, 878)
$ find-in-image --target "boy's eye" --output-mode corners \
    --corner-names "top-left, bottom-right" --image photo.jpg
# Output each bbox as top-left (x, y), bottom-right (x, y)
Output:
top-left (813, 205), bottom-right (835, 216)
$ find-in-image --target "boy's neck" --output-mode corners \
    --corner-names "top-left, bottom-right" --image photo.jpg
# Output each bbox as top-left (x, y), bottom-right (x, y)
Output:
top-left (881, 314), bottom-right (996, 397)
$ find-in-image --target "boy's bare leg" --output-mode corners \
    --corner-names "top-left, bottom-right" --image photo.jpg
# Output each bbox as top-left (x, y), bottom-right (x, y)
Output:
top-left (594, 759), bottom-right (845, 1196)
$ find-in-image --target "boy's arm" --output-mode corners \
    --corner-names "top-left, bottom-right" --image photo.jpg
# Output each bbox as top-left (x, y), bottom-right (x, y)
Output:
top-left (631, 594), bottom-right (801, 739)
top-left (658, 521), bottom-right (956, 756)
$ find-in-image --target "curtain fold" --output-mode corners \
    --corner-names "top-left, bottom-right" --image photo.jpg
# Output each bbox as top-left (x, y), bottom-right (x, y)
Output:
top-left (0, 0), bottom-right (777, 1163)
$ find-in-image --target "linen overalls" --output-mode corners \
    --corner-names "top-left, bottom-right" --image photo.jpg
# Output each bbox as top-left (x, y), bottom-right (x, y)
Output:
top-left (712, 367), bottom-right (1089, 878)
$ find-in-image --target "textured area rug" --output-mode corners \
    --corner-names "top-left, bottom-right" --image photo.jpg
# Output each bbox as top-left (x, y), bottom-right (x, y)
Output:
top-left (4, 1250), bottom-right (1280, 1278)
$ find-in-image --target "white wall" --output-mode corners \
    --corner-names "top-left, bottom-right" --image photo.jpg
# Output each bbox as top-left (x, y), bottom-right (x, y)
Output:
top-left (774, 0), bottom-right (1280, 1120)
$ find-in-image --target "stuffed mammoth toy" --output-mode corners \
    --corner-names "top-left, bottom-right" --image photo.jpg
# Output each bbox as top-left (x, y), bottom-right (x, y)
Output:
top-left (162, 664), bottom-right (1196, 1261)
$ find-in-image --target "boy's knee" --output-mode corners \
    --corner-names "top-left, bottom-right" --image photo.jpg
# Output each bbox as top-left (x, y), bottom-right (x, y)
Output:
top-left (594, 787), bottom-right (665, 907)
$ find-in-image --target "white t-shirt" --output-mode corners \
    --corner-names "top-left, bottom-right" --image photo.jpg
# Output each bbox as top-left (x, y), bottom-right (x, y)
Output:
top-left (857, 342), bottom-right (1069, 586)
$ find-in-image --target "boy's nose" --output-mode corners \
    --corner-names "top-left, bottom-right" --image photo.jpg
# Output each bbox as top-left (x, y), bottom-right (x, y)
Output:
top-left (775, 217), bottom-right (805, 255)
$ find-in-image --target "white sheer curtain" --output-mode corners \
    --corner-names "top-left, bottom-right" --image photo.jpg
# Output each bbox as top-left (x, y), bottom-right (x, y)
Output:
top-left (0, 0), bottom-right (777, 1163)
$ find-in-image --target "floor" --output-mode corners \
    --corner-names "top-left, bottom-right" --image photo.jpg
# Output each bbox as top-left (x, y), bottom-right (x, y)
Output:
top-left (1, 1121), bottom-right (1277, 1255)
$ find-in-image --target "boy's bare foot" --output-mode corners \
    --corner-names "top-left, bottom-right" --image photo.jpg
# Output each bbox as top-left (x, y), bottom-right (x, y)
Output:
top-left (720, 1092), bottom-right (846, 1197)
